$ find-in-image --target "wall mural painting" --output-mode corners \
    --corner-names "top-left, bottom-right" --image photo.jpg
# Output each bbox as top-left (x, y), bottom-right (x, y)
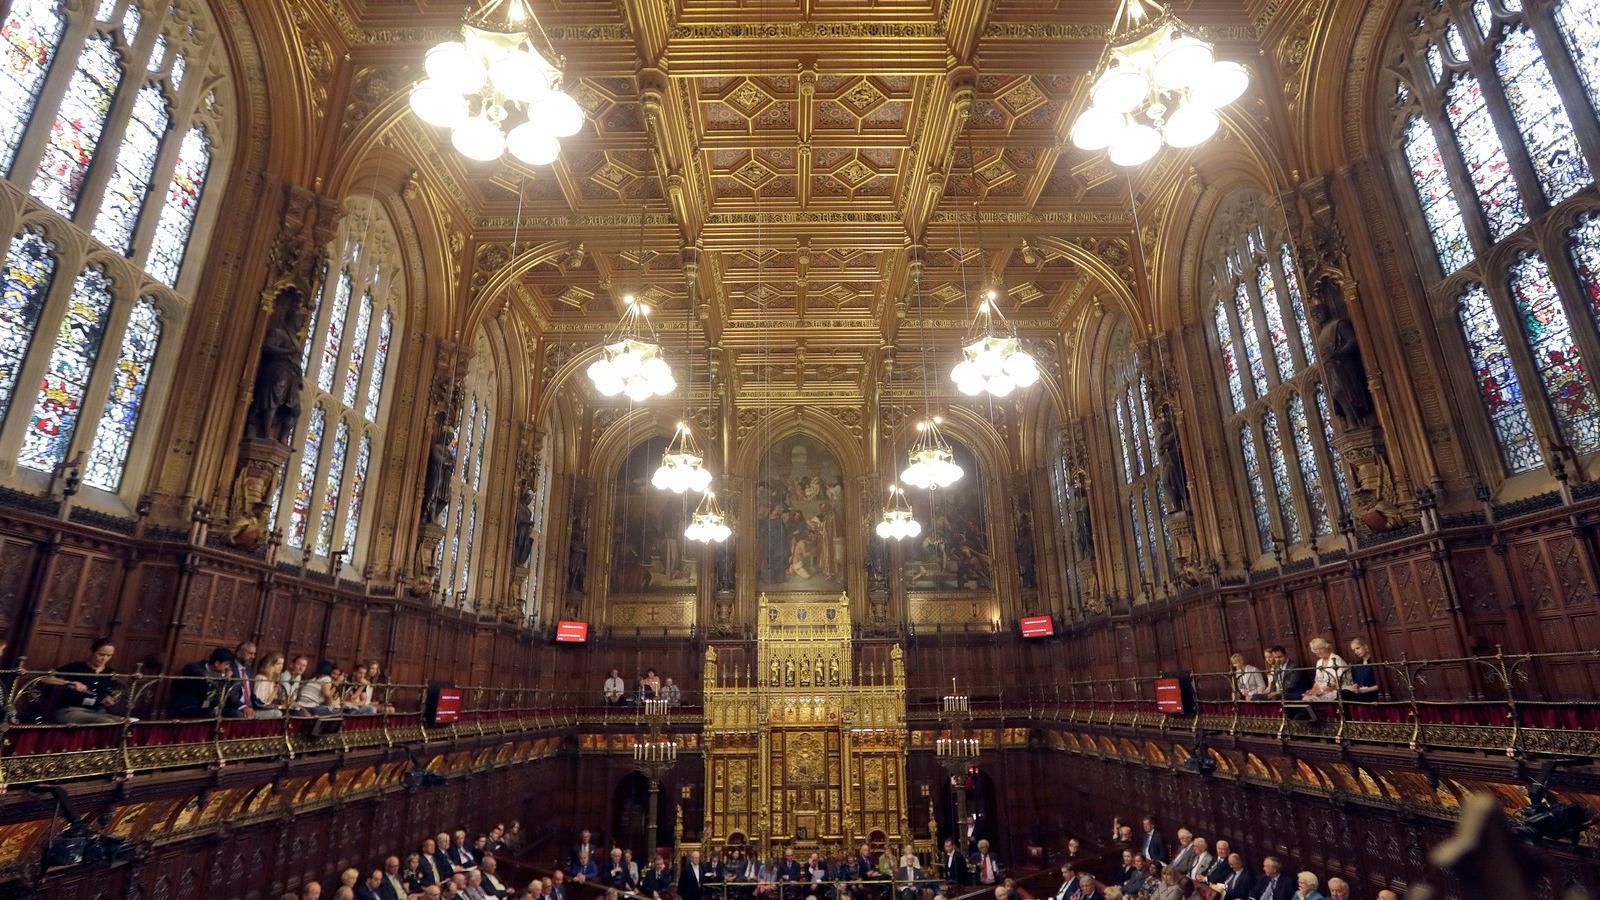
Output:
top-left (756, 434), bottom-right (848, 592)
top-left (903, 439), bottom-right (995, 592)
top-left (609, 436), bottom-right (698, 594)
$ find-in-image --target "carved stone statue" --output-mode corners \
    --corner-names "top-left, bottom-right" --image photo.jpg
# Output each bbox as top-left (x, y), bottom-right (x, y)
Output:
top-left (245, 300), bottom-right (308, 444)
top-left (565, 515), bottom-right (588, 595)
top-left (512, 486), bottom-right (535, 567)
top-left (866, 533), bottom-right (890, 594)
top-left (714, 540), bottom-right (735, 594)
top-left (1311, 281), bottom-right (1376, 428)
top-left (1014, 510), bottom-right (1038, 589)
top-left (1154, 412), bottom-right (1189, 512)
top-left (421, 426), bottom-right (454, 525)
top-left (1072, 480), bottom-right (1094, 560)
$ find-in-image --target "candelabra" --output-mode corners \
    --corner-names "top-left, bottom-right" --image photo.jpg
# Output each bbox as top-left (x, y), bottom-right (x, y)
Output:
top-left (936, 679), bottom-right (982, 833)
top-left (632, 739), bottom-right (679, 763)
top-left (632, 699), bottom-right (679, 848)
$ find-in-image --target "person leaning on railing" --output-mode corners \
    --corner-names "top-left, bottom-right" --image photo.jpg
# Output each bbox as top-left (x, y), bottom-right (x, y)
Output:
top-left (169, 648), bottom-right (243, 718)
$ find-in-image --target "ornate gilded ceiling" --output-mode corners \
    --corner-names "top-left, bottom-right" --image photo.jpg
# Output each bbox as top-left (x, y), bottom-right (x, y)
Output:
top-left (316, 0), bottom-right (1288, 407)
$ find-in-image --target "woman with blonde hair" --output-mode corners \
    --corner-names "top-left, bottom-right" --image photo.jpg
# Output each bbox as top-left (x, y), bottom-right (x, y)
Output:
top-left (1342, 636), bottom-right (1382, 701)
top-left (1229, 653), bottom-right (1266, 699)
top-left (252, 653), bottom-right (287, 718)
top-left (1304, 637), bottom-right (1349, 701)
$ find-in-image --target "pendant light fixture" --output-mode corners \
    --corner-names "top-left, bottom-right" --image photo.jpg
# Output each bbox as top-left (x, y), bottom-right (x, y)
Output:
top-left (408, 0), bottom-right (584, 165)
top-left (902, 268), bottom-right (964, 490)
top-left (1069, 0), bottom-right (1250, 167)
top-left (686, 489), bottom-right (732, 543)
top-left (586, 210), bottom-right (676, 400)
top-left (875, 484), bottom-right (923, 540)
top-left (652, 421), bottom-right (712, 493)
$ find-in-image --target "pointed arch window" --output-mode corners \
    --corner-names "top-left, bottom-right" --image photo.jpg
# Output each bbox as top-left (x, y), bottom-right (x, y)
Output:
top-left (439, 337), bottom-right (497, 610)
top-left (0, 0), bottom-right (68, 175)
top-left (1205, 189), bottom-right (1345, 559)
top-left (92, 82), bottom-right (171, 253)
top-left (1106, 332), bottom-right (1170, 597)
top-left (0, 228), bottom-right (58, 424)
top-left (18, 265), bottom-right (114, 473)
top-left (83, 295), bottom-right (159, 490)
top-left (1387, 0), bottom-right (1600, 480)
top-left (144, 126), bottom-right (211, 287)
top-left (271, 199), bottom-right (404, 569)
top-left (30, 32), bottom-right (123, 218)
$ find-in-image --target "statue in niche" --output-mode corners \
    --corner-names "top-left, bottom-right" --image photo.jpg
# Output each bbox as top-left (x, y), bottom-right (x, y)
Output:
top-left (866, 534), bottom-right (889, 594)
top-left (828, 656), bottom-right (840, 686)
top-left (1153, 410), bottom-right (1189, 513)
top-left (245, 297), bottom-right (308, 444)
top-left (1014, 509), bottom-right (1038, 589)
top-left (1071, 479), bottom-right (1095, 560)
top-left (770, 659), bottom-right (781, 686)
top-left (785, 659), bottom-right (796, 686)
top-left (813, 656), bottom-right (825, 686)
top-left (565, 515), bottom-right (588, 595)
top-left (714, 540), bottom-right (735, 595)
top-left (1311, 279), bottom-right (1377, 428)
top-left (512, 486), bottom-right (535, 567)
top-left (421, 425), bottom-right (455, 525)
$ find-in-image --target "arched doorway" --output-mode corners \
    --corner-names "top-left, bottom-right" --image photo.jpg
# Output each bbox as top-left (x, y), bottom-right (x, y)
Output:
top-left (612, 772), bottom-right (652, 858)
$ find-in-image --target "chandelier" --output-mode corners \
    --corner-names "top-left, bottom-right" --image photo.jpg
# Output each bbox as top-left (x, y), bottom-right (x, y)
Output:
top-left (585, 294), bottom-right (676, 401)
top-left (874, 484), bottom-right (922, 541)
top-left (408, 0), bottom-right (583, 165)
top-left (952, 289), bottom-right (1040, 397)
top-left (685, 490), bottom-right (732, 544)
top-left (902, 416), bottom-right (964, 490)
top-left (1069, 0), bottom-right (1250, 167)
top-left (652, 422), bottom-right (712, 494)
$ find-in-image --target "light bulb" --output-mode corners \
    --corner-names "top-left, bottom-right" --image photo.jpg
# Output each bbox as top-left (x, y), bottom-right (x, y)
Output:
top-left (425, 42), bottom-right (486, 94)
top-left (1189, 60), bottom-right (1250, 110)
top-left (1107, 122), bottom-right (1161, 167)
top-left (1163, 102), bottom-right (1220, 148)
top-left (1070, 106), bottom-right (1124, 152)
top-left (1091, 66), bottom-right (1148, 114)
top-left (506, 121), bottom-right (560, 165)
top-left (535, 90), bottom-right (584, 138)
top-left (410, 79), bottom-right (469, 128)
top-left (451, 117), bottom-right (506, 162)
top-left (491, 49), bottom-right (552, 103)
top-left (1154, 34), bottom-right (1215, 92)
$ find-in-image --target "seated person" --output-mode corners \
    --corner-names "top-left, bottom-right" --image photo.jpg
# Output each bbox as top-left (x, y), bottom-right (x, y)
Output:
top-left (604, 848), bottom-right (636, 889)
top-left (1302, 638), bottom-right (1349, 702)
top-left (894, 850), bottom-right (922, 900)
top-left (642, 855), bottom-right (674, 900)
top-left (252, 653), bottom-right (288, 718)
top-left (294, 661), bottom-right (344, 715)
top-left (570, 850), bottom-right (599, 884)
top-left (169, 648), bottom-right (239, 718)
top-left (1340, 637), bottom-right (1382, 702)
top-left (44, 637), bottom-right (126, 724)
top-left (603, 669), bottom-right (626, 705)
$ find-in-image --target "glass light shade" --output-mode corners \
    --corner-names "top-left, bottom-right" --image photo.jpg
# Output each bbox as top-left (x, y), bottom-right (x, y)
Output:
top-left (506, 121), bottom-right (560, 165)
top-left (410, 80), bottom-right (469, 128)
top-left (587, 338), bottom-right (675, 400)
top-left (535, 91), bottom-right (584, 138)
top-left (952, 336), bottom-right (1038, 398)
top-left (1153, 34), bottom-right (1215, 92)
top-left (1108, 122), bottom-right (1161, 167)
top-left (875, 509), bottom-right (922, 541)
top-left (490, 49), bottom-right (553, 102)
top-left (1070, 105), bottom-right (1125, 151)
top-left (451, 116), bottom-right (506, 161)
top-left (1163, 103), bottom-right (1220, 148)
top-left (1189, 60), bottom-right (1250, 109)
top-left (653, 451), bottom-right (712, 494)
top-left (1092, 66), bottom-right (1149, 114)
top-left (902, 445), bottom-right (964, 490)
top-left (425, 42), bottom-right (486, 94)
top-left (686, 505), bottom-right (731, 543)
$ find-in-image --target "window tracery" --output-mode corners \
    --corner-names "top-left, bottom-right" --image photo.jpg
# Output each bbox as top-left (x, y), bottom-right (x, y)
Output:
top-left (439, 334), bottom-right (497, 609)
top-left (1106, 325), bottom-right (1169, 595)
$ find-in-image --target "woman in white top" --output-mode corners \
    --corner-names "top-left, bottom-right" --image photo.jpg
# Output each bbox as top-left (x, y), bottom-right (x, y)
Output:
top-left (1304, 637), bottom-right (1349, 700)
top-left (252, 653), bottom-right (286, 718)
top-left (1230, 653), bottom-right (1267, 698)
top-left (296, 660), bottom-right (340, 714)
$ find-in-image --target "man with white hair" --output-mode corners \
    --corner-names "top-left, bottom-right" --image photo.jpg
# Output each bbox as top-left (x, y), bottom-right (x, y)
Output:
top-left (1183, 838), bottom-right (1215, 881)
top-left (1204, 842), bottom-right (1232, 885)
top-left (1326, 878), bottom-right (1349, 900)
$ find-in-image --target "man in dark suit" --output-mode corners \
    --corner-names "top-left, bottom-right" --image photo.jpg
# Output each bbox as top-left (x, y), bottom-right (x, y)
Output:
top-left (480, 857), bottom-right (511, 899)
top-left (169, 648), bottom-right (238, 718)
top-left (379, 856), bottom-right (409, 900)
top-left (549, 870), bottom-right (569, 900)
top-left (970, 840), bottom-right (1001, 886)
top-left (449, 830), bottom-right (478, 871)
top-left (572, 831), bottom-right (597, 868)
top-left (606, 848), bottom-right (638, 890)
top-left (418, 840), bottom-right (447, 887)
top-left (571, 850), bottom-right (600, 883)
top-left (1205, 842), bottom-right (1233, 886)
top-left (776, 848), bottom-right (804, 883)
top-left (941, 838), bottom-right (968, 886)
top-left (643, 856), bottom-right (674, 900)
top-left (1138, 818), bottom-right (1166, 867)
top-left (1213, 854), bottom-right (1253, 900)
top-left (355, 870), bottom-right (384, 900)
top-left (963, 815), bottom-right (986, 854)
top-left (679, 851), bottom-right (707, 900)
top-left (1252, 857), bottom-right (1293, 900)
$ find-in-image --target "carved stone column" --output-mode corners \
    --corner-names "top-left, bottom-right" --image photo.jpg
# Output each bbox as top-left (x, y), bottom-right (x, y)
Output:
top-left (226, 183), bottom-right (341, 547)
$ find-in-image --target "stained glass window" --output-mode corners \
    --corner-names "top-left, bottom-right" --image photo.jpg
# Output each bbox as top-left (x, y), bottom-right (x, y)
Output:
top-left (1403, 116), bottom-right (1474, 272)
top-left (287, 405), bottom-right (325, 549)
top-left (365, 307), bottom-right (391, 420)
top-left (314, 419), bottom-right (348, 556)
top-left (0, 228), bottom-right (57, 426)
top-left (1428, 42), bottom-right (1445, 81)
top-left (317, 270), bottom-right (351, 392)
top-left (1458, 283), bottom-right (1542, 472)
top-left (1240, 427), bottom-right (1273, 552)
top-left (1316, 385), bottom-right (1352, 517)
top-left (1234, 281), bottom-right (1270, 395)
top-left (31, 33), bottom-right (124, 218)
top-left (1128, 496), bottom-right (1147, 580)
top-left (460, 395), bottom-right (478, 483)
top-left (1567, 213), bottom-right (1600, 327)
top-left (1215, 299), bottom-right (1244, 412)
top-left (301, 263), bottom-right (328, 373)
top-left (0, 0), bottom-right (67, 175)
top-left (18, 266), bottom-right (114, 472)
top-left (1115, 399), bottom-right (1133, 482)
top-left (93, 83), bottom-right (171, 254)
top-left (1257, 261), bottom-right (1296, 380)
top-left (145, 126), bottom-right (210, 287)
top-left (1473, 0), bottom-right (1493, 37)
top-left (169, 52), bottom-right (184, 90)
top-left (94, 0), bottom-right (115, 21)
top-left (341, 289), bottom-right (371, 407)
top-left (1445, 73), bottom-right (1528, 241)
top-left (1280, 245), bottom-right (1316, 364)
top-left (1556, 0), bottom-right (1600, 111)
top-left (473, 402), bottom-right (489, 490)
top-left (1495, 25), bottom-right (1591, 204)
top-left (1127, 385), bottom-right (1146, 475)
top-left (462, 503), bottom-right (479, 591)
top-left (119, 3), bottom-right (139, 46)
top-left (1288, 393), bottom-right (1332, 536)
top-left (1262, 411), bottom-right (1302, 544)
top-left (445, 496), bottom-right (464, 596)
top-left (147, 33), bottom-right (165, 71)
top-left (1445, 21), bottom-right (1468, 61)
top-left (1507, 252), bottom-right (1600, 454)
top-left (83, 295), bottom-right (159, 490)
top-left (342, 433), bottom-right (371, 553)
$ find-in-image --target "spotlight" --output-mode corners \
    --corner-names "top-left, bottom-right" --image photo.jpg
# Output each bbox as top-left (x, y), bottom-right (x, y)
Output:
top-left (29, 785), bottom-right (137, 872)
top-left (1179, 730), bottom-right (1216, 778)
top-left (1514, 758), bottom-right (1595, 847)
